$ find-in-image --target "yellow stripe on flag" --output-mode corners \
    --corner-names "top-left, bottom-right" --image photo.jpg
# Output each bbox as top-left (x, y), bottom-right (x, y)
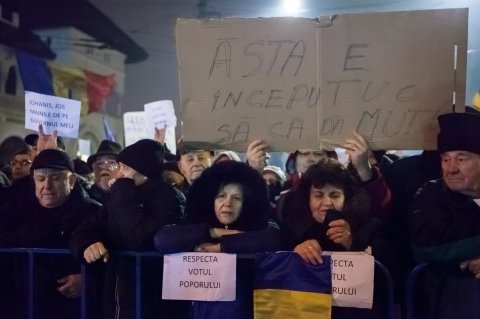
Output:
top-left (254, 289), bottom-right (332, 319)
top-left (49, 63), bottom-right (89, 116)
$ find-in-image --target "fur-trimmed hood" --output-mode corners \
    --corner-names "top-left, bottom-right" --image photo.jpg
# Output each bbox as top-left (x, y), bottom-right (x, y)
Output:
top-left (185, 161), bottom-right (270, 231)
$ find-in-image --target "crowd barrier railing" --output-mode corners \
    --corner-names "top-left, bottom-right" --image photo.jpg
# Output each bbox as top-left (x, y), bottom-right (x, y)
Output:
top-left (405, 262), bottom-right (429, 319)
top-left (0, 248), bottom-right (396, 319)
top-left (0, 247), bottom-right (87, 319)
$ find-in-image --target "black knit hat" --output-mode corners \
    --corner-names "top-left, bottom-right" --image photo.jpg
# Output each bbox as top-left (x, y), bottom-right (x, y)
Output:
top-left (437, 112), bottom-right (480, 154)
top-left (31, 149), bottom-right (74, 172)
top-left (87, 140), bottom-right (122, 169)
top-left (117, 139), bottom-right (165, 178)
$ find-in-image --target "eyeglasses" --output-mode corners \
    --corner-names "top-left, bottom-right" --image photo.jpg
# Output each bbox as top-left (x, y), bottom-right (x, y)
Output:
top-left (93, 160), bottom-right (119, 171)
top-left (10, 160), bottom-right (32, 167)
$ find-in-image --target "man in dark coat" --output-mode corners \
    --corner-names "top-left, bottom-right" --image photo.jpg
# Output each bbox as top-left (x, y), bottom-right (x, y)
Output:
top-left (409, 112), bottom-right (480, 319)
top-left (0, 149), bottom-right (102, 319)
top-left (71, 139), bottom-right (188, 319)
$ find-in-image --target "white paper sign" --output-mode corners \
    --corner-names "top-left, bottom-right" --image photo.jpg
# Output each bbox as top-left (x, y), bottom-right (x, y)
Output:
top-left (144, 100), bottom-right (177, 130)
top-left (162, 252), bottom-right (236, 301)
top-left (123, 112), bottom-right (149, 146)
top-left (24, 91), bottom-right (81, 138)
top-left (330, 252), bottom-right (374, 309)
top-left (123, 111), bottom-right (176, 153)
top-left (78, 138), bottom-right (91, 156)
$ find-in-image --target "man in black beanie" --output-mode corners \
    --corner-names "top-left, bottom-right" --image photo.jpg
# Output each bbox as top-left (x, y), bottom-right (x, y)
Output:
top-left (409, 112), bottom-right (480, 319)
top-left (0, 149), bottom-right (102, 319)
top-left (71, 139), bottom-right (188, 319)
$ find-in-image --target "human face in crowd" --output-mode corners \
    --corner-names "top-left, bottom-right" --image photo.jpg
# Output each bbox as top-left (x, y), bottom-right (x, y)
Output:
top-left (309, 183), bottom-right (345, 223)
top-left (33, 168), bottom-right (76, 208)
top-left (441, 150), bottom-right (480, 197)
top-left (178, 150), bottom-right (212, 184)
top-left (93, 155), bottom-right (119, 191)
top-left (116, 162), bottom-right (147, 186)
top-left (296, 149), bottom-right (327, 175)
top-left (215, 183), bottom-right (243, 226)
top-left (262, 171), bottom-right (280, 186)
top-left (11, 153), bottom-right (33, 181)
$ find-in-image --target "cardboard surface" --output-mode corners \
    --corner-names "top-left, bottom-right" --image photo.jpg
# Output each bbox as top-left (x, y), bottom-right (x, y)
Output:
top-left (176, 8), bottom-right (467, 151)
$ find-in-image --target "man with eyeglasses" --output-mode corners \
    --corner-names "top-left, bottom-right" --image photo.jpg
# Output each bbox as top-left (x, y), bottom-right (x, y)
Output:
top-left (86, 140), bottom-right (122, 204)
top-left (10, 149), bottom-right (33, 182)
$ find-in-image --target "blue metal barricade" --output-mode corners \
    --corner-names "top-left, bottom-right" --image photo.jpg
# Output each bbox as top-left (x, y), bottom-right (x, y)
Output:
top-left (0, 248), bottom-right (396, 319)
top-left (0, 248), bottom-right (87, 319)
top-left (405, 263), bottom-right (429, 319)
top-left (374, 260), bottom-right (396, 319)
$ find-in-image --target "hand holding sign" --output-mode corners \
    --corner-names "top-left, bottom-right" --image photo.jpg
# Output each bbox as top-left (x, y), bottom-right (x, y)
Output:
top-left (154, 127), bottom-right (166, 145)
top-left (144, 100), bottom-right (177, 130)
top-left (36, 124), bottom-right (59, 153)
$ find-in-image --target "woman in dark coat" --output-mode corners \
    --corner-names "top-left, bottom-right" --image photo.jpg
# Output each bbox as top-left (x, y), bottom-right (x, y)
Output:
top-left (154, 160), bottom-right (282, 319)
top-left (277, 158), bottom-right (393, 319)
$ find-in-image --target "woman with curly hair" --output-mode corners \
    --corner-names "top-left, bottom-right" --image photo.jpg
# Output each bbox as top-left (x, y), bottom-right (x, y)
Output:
top-left (154, 160), bottom-right (282, 319)
top-left (277, 158), bottom-right (394, 319)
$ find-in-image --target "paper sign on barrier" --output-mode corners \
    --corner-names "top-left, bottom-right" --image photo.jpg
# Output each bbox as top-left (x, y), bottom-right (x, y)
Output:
top-left (162, 252), bottom-right (236, 301)
top-left (330, 252), bottom-right (375, 309)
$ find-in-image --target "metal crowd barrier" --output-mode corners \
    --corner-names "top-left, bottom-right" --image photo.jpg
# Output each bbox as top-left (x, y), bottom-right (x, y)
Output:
top-left (0, 248), bottom-right (396, 319)
top-left (405, 263), bottom-right (429, 319)
top-left (0, 248), bottom-right (87, 319)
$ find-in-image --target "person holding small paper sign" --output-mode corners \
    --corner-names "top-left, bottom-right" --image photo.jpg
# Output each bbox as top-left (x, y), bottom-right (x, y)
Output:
top-left (277, 158), bottom-right (393, 319)
top-left (154, 160), bottom-right (282, 319)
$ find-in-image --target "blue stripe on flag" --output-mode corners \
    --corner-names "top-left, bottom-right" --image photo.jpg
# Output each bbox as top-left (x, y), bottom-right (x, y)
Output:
top-left (255, 251), bottom-right (332, 294)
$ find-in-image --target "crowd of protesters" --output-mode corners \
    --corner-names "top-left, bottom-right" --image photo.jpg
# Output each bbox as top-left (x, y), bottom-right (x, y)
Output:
top-left (0, 109), bottom-right (479, 319)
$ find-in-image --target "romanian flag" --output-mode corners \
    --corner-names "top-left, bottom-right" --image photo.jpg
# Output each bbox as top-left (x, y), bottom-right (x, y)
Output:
top-left (49, 64), bottom-right (89, 116)
top-left (254, 252), bottom-right (332, 319)
top-left (15, 49), bottom-right (54, 95)
top-left (15, 49), bottom-right (115, 115)
top-left (84, 70), bottom-right (116, 113)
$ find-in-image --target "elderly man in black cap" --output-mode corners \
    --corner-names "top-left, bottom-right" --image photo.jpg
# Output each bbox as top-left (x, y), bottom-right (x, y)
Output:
top-left (409, 112), bottom-right (480, 319)
top-left (71, 139), bottom-right (188, 319)
top-left (86, 140), bottom-right (122, 204)
top-left (0, 149), bottom-right (102, 319)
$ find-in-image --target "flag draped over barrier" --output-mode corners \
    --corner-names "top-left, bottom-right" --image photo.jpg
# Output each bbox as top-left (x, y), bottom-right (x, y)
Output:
top-left (254, 252), bottom-right (332, 319)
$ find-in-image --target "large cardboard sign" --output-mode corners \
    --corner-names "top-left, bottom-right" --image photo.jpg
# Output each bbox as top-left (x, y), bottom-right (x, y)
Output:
top-left (176, 8), bottom-right (467, 151)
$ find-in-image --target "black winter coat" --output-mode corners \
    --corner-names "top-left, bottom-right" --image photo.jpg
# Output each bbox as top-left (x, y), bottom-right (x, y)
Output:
top-left (0, 182), bottom-right (102, 319)
top-left (72, 177), bottom-right (188, 319)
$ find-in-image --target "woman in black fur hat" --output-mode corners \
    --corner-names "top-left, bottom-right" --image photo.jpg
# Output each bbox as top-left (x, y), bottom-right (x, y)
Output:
top-left (154, 160), bottom-right (283, 319)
